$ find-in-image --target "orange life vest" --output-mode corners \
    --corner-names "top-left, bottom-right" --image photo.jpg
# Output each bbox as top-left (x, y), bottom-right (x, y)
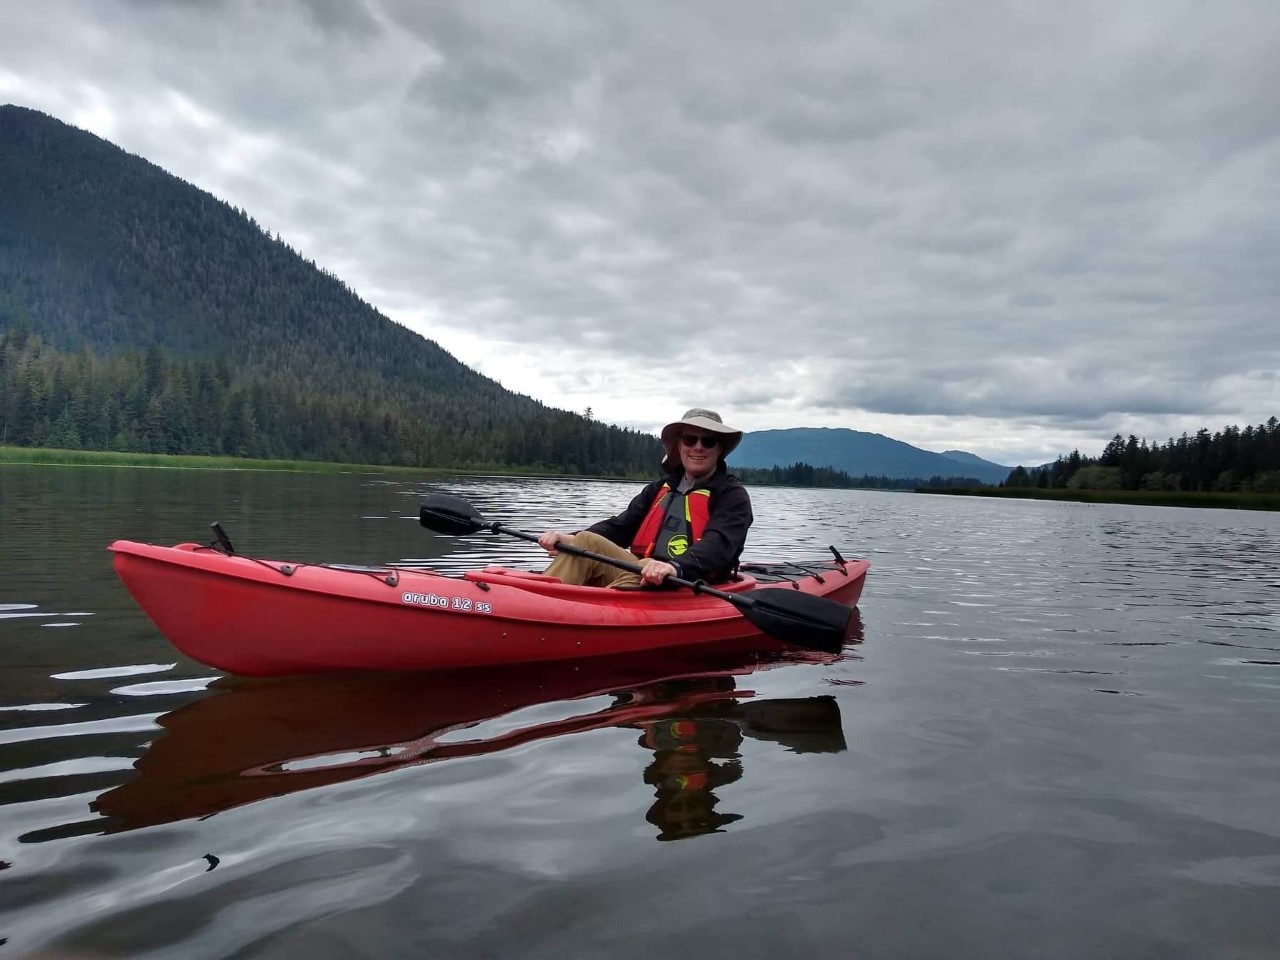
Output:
top-left (631, 483), bottom-right (712, 561)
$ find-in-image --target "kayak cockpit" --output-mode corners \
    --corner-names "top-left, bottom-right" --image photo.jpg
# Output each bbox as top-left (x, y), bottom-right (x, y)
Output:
top-left (462, 565), bottom-right (760, 599)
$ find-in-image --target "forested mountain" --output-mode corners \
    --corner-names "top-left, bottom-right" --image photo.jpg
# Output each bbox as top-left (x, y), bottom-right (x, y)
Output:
top-left (1005, 423), bottom-right (1280, 493)
top-left (939, 450), bottom-right (1007, 472)
top-left (732, 427), bottom-right (1013, 483)
top-left (0, 104), bottom-right (659, 473)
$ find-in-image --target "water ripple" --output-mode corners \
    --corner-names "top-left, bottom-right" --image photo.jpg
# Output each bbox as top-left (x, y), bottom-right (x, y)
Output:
top-left (0, 703), bottom-right (87, 713)
top-left (0, 757), bottom-right (137, 787)
top-left (0, 712), bottom-right (163, 746)
top-left (110, 678), bottom-right (220, 697)
top-left (51, 664), bottom-right (177, 681)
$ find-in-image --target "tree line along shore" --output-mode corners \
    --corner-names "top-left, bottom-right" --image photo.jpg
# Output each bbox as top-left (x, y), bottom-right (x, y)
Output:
top-left (970, 422), bottom-right (1280, 510)
top-left (919, 486), bottom-right (1280, 511)
top-left (1003, 424), bottom-right (1280, 495)
top-left (0, 328), bottom-right (986, 488)
top-left (6, 445), bottom-right (1277, 512)
top-left (3, 330), bottom-right (1276, 508)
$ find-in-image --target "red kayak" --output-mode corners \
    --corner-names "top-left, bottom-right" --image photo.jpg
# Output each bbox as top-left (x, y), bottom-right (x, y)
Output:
top-left (109, 539), bottom-right (869, 677)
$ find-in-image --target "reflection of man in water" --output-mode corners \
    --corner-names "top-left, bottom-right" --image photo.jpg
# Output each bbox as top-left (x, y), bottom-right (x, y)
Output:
top-left (623, 676), bottom-right (846, 842)
top-left (638, 714), bottom-right (744, 841)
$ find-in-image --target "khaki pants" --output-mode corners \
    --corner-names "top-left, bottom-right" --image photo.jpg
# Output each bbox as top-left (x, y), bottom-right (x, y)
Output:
top-left (543, 531), bottom-right (645, 589)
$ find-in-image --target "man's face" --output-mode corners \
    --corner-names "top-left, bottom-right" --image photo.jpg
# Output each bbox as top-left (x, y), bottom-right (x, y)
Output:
top-left (679, 432), bottom-right (720, 479)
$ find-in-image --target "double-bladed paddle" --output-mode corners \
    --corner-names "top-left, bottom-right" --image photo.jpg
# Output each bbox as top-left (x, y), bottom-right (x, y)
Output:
top-left (419, 493), bottom-right (855, 654)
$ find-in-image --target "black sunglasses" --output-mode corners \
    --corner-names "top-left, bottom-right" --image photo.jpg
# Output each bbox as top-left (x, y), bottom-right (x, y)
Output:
top-left (681, 433), bottom-right (720, 449)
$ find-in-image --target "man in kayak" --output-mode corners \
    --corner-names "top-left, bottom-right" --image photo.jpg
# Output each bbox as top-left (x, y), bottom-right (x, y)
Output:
top-left (537, 408), bottom-right (753, 588)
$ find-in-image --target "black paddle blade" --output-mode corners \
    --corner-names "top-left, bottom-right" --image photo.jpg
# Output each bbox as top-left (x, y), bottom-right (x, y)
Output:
top-left (740, 588), bottom-right (855, 654)
top-left (419, 494), bottom-right (486, 535)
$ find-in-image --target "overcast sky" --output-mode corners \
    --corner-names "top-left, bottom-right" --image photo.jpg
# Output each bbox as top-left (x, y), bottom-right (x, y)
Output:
top-left (3, 0), bottom-right (1277, 466)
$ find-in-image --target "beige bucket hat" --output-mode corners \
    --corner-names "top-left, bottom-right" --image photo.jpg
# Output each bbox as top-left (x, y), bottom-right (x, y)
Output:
top-left (660, 408), bottom-right (744, 463)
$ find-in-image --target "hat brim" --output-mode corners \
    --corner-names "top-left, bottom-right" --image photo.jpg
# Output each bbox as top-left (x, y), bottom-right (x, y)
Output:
top-left (660, 416), bottom-right (743, 460)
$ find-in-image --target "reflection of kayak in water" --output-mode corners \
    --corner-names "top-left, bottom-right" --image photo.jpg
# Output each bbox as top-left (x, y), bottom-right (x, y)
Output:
top-left (109, 536), bottom-right (869, 675)
top-left (91, 628), bottom-right (858, 836)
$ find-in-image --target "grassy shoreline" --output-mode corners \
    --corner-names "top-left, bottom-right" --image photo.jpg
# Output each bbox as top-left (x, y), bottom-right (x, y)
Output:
top-left (0, 445), bottom-right (424, 473)
top-left (7, 447), bottom-right (1277, 510)
top-left (0, 444), bottom-right (649, 481)
top-left (918, 486), bottom-right (1280, 511)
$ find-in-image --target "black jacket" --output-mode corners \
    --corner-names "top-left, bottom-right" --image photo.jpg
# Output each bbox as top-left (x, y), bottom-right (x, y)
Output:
top-left (587, 465), bottom-right (753, 583)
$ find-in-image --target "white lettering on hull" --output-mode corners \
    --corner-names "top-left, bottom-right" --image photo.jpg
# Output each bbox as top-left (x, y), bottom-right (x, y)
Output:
top-left (402, 592), bottom-right (493, 614)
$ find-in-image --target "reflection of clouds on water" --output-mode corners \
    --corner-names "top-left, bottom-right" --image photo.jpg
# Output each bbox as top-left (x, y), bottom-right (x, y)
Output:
top-left (51, 664), bottom-right (176, 681)
top-left (0, 600), bottom-right (95, 636)
top-left (109, 678), bottom-right (219, 698)
top-left (0, 703), bottom-right (87, 712)
top-left (1, 606), bottom-right (92, 625)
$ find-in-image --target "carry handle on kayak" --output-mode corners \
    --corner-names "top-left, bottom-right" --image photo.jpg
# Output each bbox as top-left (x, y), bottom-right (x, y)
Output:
top-left (419, 493), bottom-right (854, 654)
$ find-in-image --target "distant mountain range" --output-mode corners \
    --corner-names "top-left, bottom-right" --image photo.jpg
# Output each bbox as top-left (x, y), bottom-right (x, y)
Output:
top-left (732, 428), bottom-right (1014, 484)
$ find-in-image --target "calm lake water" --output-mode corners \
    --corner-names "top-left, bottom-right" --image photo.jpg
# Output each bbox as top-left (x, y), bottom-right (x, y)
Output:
top-left (1, 464), bottom-right (1278, 959)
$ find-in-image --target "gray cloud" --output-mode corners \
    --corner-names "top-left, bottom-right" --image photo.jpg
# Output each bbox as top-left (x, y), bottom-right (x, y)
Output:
top-left (2, 0), bottom-right (1277, 466)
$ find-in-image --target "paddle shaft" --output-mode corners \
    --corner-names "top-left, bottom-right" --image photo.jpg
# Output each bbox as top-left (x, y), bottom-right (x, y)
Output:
top-left (491, 523), bottom-right (755, 608)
